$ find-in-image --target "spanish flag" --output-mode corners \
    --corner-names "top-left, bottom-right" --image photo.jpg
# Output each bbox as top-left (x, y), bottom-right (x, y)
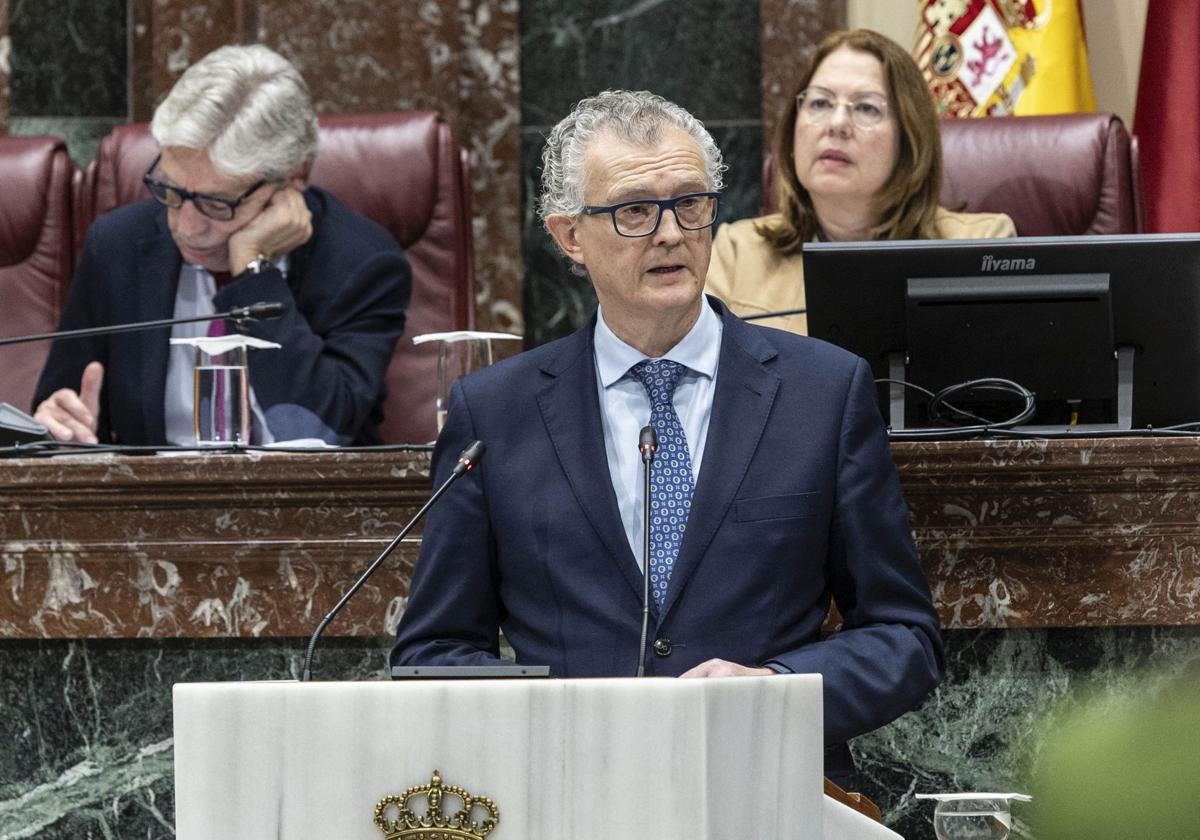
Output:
top-left (914, 0), bottom-right (1097, 117)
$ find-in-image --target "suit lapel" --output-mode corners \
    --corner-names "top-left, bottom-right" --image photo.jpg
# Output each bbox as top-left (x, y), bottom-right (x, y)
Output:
top-left (137, 215), bottom-right (183, 445)
top-left (660, 307), bottom-right (781, 619)
top-left (535, 326), bottom-right (647, 603)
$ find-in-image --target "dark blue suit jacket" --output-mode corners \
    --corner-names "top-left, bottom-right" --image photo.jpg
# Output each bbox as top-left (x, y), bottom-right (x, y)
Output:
top-left (393, 297), bottom-right (942, 778)
top-left (33, 187), bottom-right (411, 445)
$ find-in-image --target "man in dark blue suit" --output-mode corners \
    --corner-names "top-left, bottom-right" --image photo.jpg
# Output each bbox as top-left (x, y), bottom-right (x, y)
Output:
top-left (393, 90), bottom-right (941, 785)
top-left (33, 44), bottom-right (410, 446)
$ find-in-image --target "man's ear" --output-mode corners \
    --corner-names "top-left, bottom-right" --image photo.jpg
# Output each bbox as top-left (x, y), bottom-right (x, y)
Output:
top-left (288, 158), bottom-right (313, 189)
top-left (545, 214), bottom-right (586, 266)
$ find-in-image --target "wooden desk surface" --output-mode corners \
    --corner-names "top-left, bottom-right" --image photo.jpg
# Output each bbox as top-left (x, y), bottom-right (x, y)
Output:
top-left (2, 436), bottom-right (1198, 639)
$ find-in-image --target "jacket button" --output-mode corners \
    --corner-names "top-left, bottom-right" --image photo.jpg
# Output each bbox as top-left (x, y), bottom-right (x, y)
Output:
top-left (653, 638), bottom-right (672, 657)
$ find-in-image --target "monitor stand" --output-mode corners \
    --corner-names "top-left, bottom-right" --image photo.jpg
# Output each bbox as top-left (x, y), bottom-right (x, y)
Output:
top-left (886, 346), bottom-right (1134, 434)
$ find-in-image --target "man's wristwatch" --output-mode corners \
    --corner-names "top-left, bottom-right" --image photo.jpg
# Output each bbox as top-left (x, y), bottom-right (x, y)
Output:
top-left (242, 254), bottom-right (272, 276)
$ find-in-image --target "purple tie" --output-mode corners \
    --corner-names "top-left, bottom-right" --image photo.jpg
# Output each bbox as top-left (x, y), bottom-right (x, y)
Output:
top-left (206, 271), bottom-right (234, 337)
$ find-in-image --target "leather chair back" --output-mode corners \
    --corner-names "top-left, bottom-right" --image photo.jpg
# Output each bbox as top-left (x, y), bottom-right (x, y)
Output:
top-left (0, 137), bottom-right (75, 411)
top-left (761, 112), bottom-right (1143, 235)
top-left (939, 112), bottom-right (1142, 235)
top-left (79, 112), bottom-right (476, 443)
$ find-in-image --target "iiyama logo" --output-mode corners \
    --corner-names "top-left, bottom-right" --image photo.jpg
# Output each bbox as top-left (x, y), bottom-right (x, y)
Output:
top-left (981, 254), bottom-right (1036, 271)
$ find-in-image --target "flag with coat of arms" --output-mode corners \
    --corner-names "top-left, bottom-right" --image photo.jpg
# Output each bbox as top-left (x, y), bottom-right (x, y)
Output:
top-left (914, 0), bottom-right (1097, 117)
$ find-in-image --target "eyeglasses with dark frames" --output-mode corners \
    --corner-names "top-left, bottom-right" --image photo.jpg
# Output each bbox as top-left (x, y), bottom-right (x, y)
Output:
top-left (582, 191), bottom-right (721, 238)
top-left (142, 154), bottom-right (268, 221)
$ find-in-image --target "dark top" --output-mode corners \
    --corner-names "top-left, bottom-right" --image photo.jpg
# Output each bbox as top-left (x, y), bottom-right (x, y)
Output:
top-left (34, 187), bottom-right (412, 445)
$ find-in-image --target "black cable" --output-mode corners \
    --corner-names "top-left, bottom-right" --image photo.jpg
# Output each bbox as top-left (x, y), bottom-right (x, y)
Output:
top-left (868, 375), bottom-right (1200, 440)
top-left (874, 378), bottom-right (996, 426)
top-left (928, 377), bottom-right (1036, 427)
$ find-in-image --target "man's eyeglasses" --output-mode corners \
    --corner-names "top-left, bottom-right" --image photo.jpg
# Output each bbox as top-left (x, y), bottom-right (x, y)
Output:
top-left (142, 154), bottom-right (267, 221)
top-left (582, 192), bottom-right (721, 238)
top-left (796, 87), bottom-right (890, 130)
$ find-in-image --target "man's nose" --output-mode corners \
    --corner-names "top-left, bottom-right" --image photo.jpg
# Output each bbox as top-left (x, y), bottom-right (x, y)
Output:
top-left (171, 199), bottom-right (209, 234)
top-left (653, 206), bottom-right (686, 245)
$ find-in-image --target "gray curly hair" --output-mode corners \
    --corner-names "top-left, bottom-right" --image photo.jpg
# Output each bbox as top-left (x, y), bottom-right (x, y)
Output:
top-left (538, 90), bottom-right (725, 226)
top-left (151, 44), bottom-right (319, 181)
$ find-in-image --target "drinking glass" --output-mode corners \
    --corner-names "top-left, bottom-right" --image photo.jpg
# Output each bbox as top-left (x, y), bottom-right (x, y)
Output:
top-left (436, 337), bottom-right (494, 432)
top-left (193, 345), bottom-right (250, 445)
top-left (918, 793), bottom-right (1031, 840)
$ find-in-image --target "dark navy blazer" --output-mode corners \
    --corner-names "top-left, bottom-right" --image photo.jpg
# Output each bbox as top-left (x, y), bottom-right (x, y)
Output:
top-left (33, 187), bottom-right (411, 445)
top-left (393, 297), bottom-right (943, 778)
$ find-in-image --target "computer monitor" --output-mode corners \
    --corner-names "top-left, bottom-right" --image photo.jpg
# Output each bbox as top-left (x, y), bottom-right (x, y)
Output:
top-left (802, 233), bottom-right (1200, 431)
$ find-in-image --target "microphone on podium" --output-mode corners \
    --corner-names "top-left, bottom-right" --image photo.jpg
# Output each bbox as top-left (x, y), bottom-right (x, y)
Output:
top-left (636, 425), bottom-right (657, 677)
top-left (300, 440), bottom-right (486, 681)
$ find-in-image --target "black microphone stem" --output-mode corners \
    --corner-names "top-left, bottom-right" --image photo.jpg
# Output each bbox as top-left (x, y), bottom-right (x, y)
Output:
top-left (301, 440), bottom-right (485, 681)
top-left (0, 303), bottom-right (285, 347)
top-left (637, 425), bottom-right (657, 678)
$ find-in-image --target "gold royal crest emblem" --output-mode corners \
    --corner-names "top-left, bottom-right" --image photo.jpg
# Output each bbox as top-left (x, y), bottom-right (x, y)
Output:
top-left (375, 770), bottom-right (499, 839)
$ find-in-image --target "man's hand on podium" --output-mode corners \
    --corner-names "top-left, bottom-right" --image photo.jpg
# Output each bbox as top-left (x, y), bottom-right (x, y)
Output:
top-left (34, 361), bottom-right (104, 443)
top-left (680, 658), bottom-right (776, 678)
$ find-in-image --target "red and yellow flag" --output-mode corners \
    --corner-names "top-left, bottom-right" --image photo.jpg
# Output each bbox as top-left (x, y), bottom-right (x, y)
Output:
top-left (914, 0), bottom-right (1097, 117)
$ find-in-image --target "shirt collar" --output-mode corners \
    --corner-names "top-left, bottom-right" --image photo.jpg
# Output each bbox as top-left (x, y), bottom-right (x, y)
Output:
top-left (594, 298), bottom-right (723, 388)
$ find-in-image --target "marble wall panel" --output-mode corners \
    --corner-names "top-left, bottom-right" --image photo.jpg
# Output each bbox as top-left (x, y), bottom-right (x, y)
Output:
top-left (761, 0), bottom-right (846, 157)
top-left (0, 0), bottom-right (9, 133)
top-left (519, 0), bottom-right (764, 346)
top-left (129, 0), bottom-right (522, 334)
top-left (0, 452), bottom-right (432, 640)
top-left (854, 626), bottom-right (1200, 840)
top-left (0, 637), bottom-right (386, 839)
top-left (3, 628), bottom-right (1198, 839)
top-left (8, 0), bottom-right (126, 118)
top-left (895, 436), bottom-right (1200, 628)
top-left (5, 0), bottom-right (126, 162)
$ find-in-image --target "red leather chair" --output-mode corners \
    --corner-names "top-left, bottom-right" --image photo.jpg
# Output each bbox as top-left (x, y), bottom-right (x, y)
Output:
top-left (939, 112), bottom-right (1143, 235)
top-left (0, 137), bottom-right (76, 412)
top-left (762, 112), bottom-right (1143, 235)
top-left (78, 112), bottom-right (476, 443)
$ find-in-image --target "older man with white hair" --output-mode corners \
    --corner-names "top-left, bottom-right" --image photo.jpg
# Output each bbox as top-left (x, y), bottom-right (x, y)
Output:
top-left (394, 89), bottom-right (942, 787)
top-left (34, 44), bottom-right (411, 446)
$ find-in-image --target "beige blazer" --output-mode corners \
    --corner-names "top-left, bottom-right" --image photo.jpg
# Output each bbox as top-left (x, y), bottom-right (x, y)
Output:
top-left (705, 207), bottom-right (1017, 335)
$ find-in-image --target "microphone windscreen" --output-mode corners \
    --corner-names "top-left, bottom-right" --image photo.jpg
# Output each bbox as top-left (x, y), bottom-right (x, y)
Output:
top-left (639, 425), bottom-right (658, 450)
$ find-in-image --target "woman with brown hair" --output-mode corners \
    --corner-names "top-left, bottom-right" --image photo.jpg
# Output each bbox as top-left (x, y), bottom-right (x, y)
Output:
top-left (706, 29), bottom-right (1015, 334)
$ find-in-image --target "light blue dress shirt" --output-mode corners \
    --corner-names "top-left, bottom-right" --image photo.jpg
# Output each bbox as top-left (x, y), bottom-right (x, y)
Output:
top-left (593, 300), bottom-right (724, 567)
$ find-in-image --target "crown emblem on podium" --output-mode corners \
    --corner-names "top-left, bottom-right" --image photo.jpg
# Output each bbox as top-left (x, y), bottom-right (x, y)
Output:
top-left (375, 770), bottom-right (500, 839)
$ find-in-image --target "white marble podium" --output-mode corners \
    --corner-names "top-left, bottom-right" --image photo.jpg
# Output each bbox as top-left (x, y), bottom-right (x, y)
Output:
top-left (174, 676), bottom-right (895, 839)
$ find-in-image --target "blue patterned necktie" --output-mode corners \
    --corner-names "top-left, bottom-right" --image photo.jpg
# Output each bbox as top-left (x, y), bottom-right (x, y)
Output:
top-left (630, 359), bottom-right (694, 606)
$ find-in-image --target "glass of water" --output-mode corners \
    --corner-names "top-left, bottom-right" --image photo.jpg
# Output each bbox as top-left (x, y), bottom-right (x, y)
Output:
top-left (918, 792), bottom-right (1031, 840)
top-left (436, 336), bottom-right (494, 433)
top-left (193, 345), bottom-right (250, 446)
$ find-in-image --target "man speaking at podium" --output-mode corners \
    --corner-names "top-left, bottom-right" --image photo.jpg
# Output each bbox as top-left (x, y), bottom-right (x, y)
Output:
top-left (33, 44), bottom-right (411, 446)
top-left (393, 90), bottom-right (942, 785)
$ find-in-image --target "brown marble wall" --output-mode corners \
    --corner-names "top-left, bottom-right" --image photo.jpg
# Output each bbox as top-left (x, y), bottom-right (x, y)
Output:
top-left (0, 0), bottom-right (9, 134)
top-left (0, 451), bottom-right (433, 639)
top-left (128, 0), bottom-right (522, 334)
top-left (6, 437), bottom-right (1200, 640)
top-left (761, 0), bottom-right (846, 157)
top-left (895, 436), bottom-right (1200, 629)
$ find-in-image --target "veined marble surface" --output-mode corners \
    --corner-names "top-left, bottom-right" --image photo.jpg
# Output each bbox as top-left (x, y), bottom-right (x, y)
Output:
top-left (174, 676), bottom-right (823, 839)
top-left (0, 637), bottom-right (387, 840)
top-left (4, 629), bottom-right (1200, 838)
top-left (519, 0), bottom-right (767, 347)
